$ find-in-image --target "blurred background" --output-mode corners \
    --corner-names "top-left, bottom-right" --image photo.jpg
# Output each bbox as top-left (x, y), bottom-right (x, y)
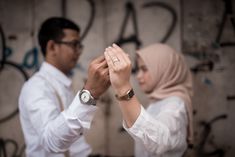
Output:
top-left (0, 0), bottom-right (235, 156)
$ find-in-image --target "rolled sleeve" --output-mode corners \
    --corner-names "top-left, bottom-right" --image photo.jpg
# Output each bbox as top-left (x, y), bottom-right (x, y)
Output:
top-left (123, 105), bottom-right (148, 136)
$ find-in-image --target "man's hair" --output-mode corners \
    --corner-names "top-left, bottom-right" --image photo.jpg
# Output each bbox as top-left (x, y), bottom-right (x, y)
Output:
top-left (38, 17), bottom-right (80, 57)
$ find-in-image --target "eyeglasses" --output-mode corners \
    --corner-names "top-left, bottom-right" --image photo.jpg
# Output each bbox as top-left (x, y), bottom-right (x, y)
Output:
top-left (54, 40), bottom-right (84, 51)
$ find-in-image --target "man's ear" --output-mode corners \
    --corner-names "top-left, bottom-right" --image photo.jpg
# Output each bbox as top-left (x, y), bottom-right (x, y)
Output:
top-left (46, 40), bottom-right (58, 57)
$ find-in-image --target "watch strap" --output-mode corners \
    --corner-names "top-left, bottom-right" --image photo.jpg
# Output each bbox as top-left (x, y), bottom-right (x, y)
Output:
top-left (115, 88), bottom-right (135, 101)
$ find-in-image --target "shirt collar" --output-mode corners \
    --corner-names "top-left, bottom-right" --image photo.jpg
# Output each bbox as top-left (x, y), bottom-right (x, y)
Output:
top-left (40, 62), bottom-right (72, 87)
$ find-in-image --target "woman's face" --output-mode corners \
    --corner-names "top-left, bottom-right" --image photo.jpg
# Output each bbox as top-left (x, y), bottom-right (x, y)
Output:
top-left (136, 56), bottom-right (155, 94)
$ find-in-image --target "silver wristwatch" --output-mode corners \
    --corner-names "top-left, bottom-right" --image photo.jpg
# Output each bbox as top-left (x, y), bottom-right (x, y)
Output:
top-left (79, 89), bottom-right (96, 105)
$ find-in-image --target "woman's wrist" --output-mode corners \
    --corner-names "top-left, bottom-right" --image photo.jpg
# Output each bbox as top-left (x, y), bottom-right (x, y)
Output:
top-left (114, 83), bottom-right (132, 97)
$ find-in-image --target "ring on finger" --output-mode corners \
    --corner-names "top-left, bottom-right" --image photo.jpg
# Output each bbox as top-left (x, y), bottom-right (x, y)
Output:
top-left (112, 57), bottom-right (120, 63)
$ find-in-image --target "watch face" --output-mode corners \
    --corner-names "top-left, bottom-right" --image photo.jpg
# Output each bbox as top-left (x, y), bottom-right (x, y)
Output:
top-left (81, 92), bottom-right (90, 103)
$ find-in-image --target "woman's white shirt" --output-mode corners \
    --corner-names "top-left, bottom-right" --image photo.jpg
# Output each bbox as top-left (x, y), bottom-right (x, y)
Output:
top-left (123, 96), bottom-right (188, 157)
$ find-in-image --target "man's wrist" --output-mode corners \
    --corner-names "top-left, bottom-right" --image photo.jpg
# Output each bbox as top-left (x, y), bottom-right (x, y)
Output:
top-left (79, 89), bottom-right (96, 105)
top-left (83, 84), bottom-right (99, 99)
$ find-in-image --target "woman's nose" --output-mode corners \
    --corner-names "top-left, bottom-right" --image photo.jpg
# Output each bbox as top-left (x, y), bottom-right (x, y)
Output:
top-left (136, 70), bottom-right (142, 81)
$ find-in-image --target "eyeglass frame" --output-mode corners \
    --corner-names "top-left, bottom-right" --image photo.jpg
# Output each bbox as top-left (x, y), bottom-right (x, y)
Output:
top-left (54, 40), bottom-right (84, 52)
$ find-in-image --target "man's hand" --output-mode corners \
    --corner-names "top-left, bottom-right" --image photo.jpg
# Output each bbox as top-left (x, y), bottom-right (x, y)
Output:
top-left (83, 55), bottom-right (110, 99)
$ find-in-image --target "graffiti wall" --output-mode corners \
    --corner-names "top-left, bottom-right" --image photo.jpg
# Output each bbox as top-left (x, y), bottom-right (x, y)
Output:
top-left (0, 0), bottom-right (234, 156)
top-left (183, 0), bottom-right (235, 156)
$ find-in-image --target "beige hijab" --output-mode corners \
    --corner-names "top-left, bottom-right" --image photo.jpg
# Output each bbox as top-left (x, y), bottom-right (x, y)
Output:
top-left (137, 43), bottom-right (194, 145)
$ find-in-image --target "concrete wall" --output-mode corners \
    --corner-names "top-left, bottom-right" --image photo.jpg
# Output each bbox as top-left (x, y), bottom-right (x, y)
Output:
top-left (182, 0), bottom-right (235, 156)
top-left (0, 0), bottom-right (234, 156)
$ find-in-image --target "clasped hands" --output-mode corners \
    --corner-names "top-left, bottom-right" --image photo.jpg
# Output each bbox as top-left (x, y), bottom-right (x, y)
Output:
top-left (84, 43), bottom-right (132, 99)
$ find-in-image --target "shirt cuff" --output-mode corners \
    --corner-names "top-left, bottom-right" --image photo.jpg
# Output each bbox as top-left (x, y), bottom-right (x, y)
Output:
top-left (63, 91), bottom-right (98, 129)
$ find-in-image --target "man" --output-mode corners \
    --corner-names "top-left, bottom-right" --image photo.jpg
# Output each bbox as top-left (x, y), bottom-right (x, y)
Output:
top-left (19, 17), bottom-right (110, 157)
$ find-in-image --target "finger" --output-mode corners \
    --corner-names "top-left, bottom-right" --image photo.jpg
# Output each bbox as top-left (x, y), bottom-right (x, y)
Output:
top-left (112, 43), bottom-right (125, 53)
top-left (112, 43), bottom-right (129, 57)
top-left (99, 67), bottom-right (110, 82)
top-left (107, 47), bottom-right (124, 70)
top-left (103, 68), bottom-right (110, 79)
top-left (112, 45), bottom-right (129, 65)
top-left (107, 47), bottom-right (120, 61)
top-left (97, 58), bottom-right (108, 69)
top-left (102, 68), bottom-right (109, 75)
top-left (112, 43), bottom-right (131, 66)
top-left (104, 49), bottom-right (115, 71)
top-left (107, 47), bottom-right (122, 71)
top-left (108, 46), bottom-right (127, 68)
top-left (120, 50), bottom-right (131, 66)
top-left (91, 54), bottom-right (108, 71)
top-left (93, 55), bottom-right (105, 64)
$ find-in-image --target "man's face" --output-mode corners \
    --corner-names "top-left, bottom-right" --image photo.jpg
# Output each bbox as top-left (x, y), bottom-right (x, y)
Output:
top-left (54, 29), bottom-right (82, 74)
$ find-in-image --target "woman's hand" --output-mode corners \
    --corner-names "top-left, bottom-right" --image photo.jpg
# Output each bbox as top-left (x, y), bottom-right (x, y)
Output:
top-left (104, 43), bottom-right (132, 96)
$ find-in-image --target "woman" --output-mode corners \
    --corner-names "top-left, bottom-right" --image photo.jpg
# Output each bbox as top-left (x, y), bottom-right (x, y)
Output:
top-left (104, 43), bottom-right (193, 157)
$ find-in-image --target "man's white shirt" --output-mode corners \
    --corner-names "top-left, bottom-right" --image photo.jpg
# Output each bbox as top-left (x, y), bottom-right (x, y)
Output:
top-left (19, 62), bottom-right (97, 157)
